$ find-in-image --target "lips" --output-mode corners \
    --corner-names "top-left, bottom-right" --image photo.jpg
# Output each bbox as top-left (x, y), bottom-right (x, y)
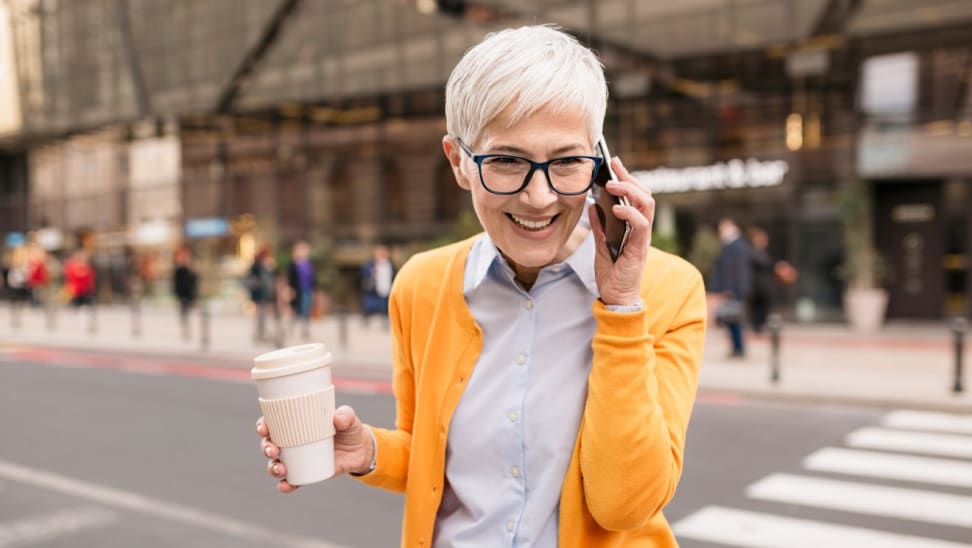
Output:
top-left (508, 213), bottom-right (558, 231)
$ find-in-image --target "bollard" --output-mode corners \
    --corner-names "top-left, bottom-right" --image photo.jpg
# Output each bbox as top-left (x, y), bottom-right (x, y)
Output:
top-left (88, 304), bottom-right (98, 336)
top-left (954, 317), bottom-right (967, 394)
top-left (337, 305), bottom-right (349, 350)
top-left (45, 297), bottom-right (56, 331)
top-left (131, 296), bottom-right (142, 338)
top-left (9, 300), bottom-right (21, 330)
top-left (768, 313), bottom-right (783, 384)
top-left (200, 301), bottom-right (210, 352)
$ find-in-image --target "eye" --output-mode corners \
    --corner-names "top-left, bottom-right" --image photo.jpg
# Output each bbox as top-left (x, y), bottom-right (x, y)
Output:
top-left (484, 156), bottom-right (524, 166)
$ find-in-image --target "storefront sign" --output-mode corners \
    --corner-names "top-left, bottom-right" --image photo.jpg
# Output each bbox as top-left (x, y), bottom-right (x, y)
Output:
top-left (634, 158), bottom-right (789, 194)
top-left (185, 217), bottom-right (229, 239)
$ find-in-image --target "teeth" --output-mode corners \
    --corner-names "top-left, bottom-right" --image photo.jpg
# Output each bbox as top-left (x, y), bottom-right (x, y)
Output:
top-left (510, 214), bottom-right (554, 230)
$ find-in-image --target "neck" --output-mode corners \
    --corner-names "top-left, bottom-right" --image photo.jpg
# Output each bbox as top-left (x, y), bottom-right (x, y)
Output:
top-left (503, 223), bottom-right (589, 292)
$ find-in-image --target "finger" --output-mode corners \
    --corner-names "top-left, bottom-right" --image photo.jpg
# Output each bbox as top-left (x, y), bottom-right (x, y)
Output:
top-left (277, 480), bottom-right (300, 494)
top-left (612, 156), bottom-right (635, 183)
top-left (267, 458), bottom-right (286, 478)
top-left (256, 417), bottom-right (268, 437)
top-left (605, 180), bottom-right (654, 217)
top-left (261, 437), bottom-right (280, 459)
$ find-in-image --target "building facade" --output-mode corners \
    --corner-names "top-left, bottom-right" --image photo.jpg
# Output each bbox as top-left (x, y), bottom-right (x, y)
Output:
top-left (2, 0), bottom-right (970, 319)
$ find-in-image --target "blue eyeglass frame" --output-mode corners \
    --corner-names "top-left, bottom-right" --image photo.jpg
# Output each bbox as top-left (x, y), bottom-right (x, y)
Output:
top-left (456, 138), bottom-right (604, 196)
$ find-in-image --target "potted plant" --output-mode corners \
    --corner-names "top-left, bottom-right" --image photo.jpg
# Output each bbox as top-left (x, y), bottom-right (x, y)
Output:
top-left (837, 179), bottom-right (889, 332)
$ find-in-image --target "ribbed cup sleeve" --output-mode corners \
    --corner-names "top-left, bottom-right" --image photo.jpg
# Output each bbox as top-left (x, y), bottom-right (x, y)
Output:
top-left (259, 386), bottom-right (336, 448)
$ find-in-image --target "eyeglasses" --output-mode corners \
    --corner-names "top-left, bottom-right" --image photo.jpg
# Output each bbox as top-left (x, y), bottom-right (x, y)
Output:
top-left (456, 138), bottom-right (603, 196)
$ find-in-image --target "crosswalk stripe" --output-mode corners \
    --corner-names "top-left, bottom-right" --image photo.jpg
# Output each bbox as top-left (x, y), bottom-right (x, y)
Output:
top-left (804, 447), bottom-right (972, 488)
top-left (846, 427), bottom-right (972, 458)
top-left (884, 410), bottom-right (972, 435)
top-left (672, 506), bottom-right (971, 548)
top-left (746, 473), bottom-right (972, 528)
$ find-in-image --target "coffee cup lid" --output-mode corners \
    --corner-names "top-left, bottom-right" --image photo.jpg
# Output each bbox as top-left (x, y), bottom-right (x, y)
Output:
top-left (251, 343), bottom-right (333, 380)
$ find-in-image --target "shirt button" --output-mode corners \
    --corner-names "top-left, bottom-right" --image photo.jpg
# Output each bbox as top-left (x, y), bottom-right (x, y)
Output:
top-left (516, 354), bottom-right (526, 365)
top-left (508, 411), bottom-right (518, 423)
top-left (506, 520), bottom-right (515, 532)
top-left (525, 300), bottom-right (534, 310)
top-left (512, 466), bottom-right (521, 478)
top-left (552, 267), bottom-right (562, 273)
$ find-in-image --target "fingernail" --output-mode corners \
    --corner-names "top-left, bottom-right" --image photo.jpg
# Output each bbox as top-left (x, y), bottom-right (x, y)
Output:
top-left (264, 446), bottom-right (273, 458)
top-left (272, 464), bottom-right (280, 475)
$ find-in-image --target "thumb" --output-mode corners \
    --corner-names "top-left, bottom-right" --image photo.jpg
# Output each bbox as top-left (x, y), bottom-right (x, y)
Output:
top-left (333, 405), bottom-right (359, 433)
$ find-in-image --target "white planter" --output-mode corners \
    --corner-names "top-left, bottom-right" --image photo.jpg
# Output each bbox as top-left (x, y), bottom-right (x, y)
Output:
top-left (843, 288), bottom-right (889, 332)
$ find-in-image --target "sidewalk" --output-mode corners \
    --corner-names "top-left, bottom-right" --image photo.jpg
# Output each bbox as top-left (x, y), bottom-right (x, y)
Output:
top-left (1, 302), bottom-right (969, 412)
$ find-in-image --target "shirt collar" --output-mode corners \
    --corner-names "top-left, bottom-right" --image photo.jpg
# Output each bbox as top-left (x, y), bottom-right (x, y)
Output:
top-left (464, 231), bottom-right (599, 298)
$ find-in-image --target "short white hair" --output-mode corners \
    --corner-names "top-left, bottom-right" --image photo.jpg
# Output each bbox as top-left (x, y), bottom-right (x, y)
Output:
top-left (445, 25), bottom-right (607, 147)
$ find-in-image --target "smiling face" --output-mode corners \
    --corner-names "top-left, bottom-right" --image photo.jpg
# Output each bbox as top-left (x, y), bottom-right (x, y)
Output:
top-left (444, 106), bottom-right (593, 286)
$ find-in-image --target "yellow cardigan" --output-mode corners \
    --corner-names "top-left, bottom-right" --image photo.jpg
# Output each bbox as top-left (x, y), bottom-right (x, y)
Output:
top-left (357, 236), bottom-right (707, 547)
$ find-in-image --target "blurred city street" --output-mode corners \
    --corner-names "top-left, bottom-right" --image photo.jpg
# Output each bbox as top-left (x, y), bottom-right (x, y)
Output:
top-left (1, 303), bottom-right (971, 546)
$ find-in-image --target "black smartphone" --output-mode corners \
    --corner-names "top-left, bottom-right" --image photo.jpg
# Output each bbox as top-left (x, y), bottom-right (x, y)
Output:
top-left (592, 137), bottom-right (631, 262)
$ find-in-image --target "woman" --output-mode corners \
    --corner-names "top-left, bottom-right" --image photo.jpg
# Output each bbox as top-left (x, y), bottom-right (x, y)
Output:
top-left (257, 25), bottom-right (706, 547)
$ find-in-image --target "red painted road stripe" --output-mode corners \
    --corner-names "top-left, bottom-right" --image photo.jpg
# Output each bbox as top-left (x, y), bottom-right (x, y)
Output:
top-left (4, 347), bottom-right (394, 395)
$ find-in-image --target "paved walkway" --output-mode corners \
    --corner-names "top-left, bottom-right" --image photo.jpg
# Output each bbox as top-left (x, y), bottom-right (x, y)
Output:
top-left (1, 301), bottom-right (969, 412)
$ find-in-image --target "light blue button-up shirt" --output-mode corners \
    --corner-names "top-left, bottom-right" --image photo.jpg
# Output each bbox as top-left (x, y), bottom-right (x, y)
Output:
top-left (433, 231), bottom-right (601, 547)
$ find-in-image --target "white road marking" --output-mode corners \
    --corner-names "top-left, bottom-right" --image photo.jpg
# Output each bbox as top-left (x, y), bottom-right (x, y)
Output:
top-left (804, 447), bottom-right (972, 488)
top-left (0, 507), bottom-right (117, 547)
top-left (673, 506), bottom-right (971, 548)
top-left (746, 473), bottom-right (972, 528)
top-left (884, 410), bottom-right (972, 435)
top-left (846, 427), bottom-right (972, 458)
top-left (0, 459), bottom-right (345, 548)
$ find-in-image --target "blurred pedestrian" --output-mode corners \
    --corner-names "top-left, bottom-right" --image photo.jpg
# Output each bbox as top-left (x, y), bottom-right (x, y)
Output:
top-left (287, 241), bottom-right (315, 340)
top-left (246, 247), bottom-right (277, 343)
top-left (710, 218), bottom-right (751, 358)
top-left (26, 245), bottom-right (50, 306)
top-left (63, 248), bottom-right (96, 328)
top-left (360, 244), bottom-right (395, 328)
top-left (256, 25), bottom-right (706, 547)
top-left (747, 227), bottom-right (798, 333)
top-left (4, 246), bottom-right (30, 304)
top-left (172, 247), bottom-right (198, 340)
top-left (139, 250), bottom-right (159, 297)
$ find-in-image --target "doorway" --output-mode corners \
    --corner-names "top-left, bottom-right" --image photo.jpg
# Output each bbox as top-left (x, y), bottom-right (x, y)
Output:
top-left (874, 181), bottom-right (946, 319)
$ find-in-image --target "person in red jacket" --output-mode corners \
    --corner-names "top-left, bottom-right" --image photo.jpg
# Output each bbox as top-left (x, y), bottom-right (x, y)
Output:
top-left (63, 248), bottom-right (96, 307)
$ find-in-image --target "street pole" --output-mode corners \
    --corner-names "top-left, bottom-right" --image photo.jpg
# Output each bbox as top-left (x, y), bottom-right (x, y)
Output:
top-left (954, 317), bottom-right (966, 394)
top-left (130, 295), bottom-right (141, 338)
top-left (769, 313), bottom-right (783, 384)
top-left (200, 300), bottom-right (210, 352)
top-left (338, 304), bottom-right (348, 350)
top-left (9, 300), bottom-right (21, 330)
top-left (45, 293), bottom-right (56, 331)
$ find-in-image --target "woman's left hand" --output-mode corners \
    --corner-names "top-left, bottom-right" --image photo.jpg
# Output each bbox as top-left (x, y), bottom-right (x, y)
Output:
top-left (588, 157), bottom-right (655, 307)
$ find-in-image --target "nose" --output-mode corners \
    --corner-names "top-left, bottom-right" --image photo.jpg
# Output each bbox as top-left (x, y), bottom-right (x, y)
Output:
top-left (519, 168), bottom-right (558, 210)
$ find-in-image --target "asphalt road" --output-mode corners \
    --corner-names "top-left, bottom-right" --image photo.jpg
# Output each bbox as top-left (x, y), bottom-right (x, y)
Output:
top-left (1, 349), bottom-right (970, 547)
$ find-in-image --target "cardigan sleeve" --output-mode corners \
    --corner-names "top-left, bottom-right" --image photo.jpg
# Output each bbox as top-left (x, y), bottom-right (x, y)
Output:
top-left (355, 272), bottom-right (415, 493)
top-left (579, 261), bottom-right (706, 531)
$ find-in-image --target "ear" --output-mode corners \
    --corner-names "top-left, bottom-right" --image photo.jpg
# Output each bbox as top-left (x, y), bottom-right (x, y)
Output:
top-left (442, 136), bottom-right (472, 191)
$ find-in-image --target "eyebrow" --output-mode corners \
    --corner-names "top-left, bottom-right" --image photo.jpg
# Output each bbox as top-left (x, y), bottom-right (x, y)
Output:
top-left (489, 143), bottom-right (589, 156)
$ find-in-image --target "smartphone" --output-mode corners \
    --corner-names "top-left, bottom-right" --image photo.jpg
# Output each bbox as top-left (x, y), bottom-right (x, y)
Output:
top-left (592, 137), bottom-right (631, 262)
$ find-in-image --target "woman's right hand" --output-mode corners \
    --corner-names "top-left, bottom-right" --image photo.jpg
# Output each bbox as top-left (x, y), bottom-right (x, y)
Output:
top-left (257, 405), bottom-right (376, 493)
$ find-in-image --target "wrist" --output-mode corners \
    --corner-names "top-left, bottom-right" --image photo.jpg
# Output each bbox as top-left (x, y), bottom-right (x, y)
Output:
top-left (350, 425), bottom-right (377, 477)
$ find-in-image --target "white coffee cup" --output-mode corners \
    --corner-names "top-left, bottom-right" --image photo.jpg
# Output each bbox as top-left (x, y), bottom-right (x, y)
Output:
top-left (252, 343), bottom-right (335, 486)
